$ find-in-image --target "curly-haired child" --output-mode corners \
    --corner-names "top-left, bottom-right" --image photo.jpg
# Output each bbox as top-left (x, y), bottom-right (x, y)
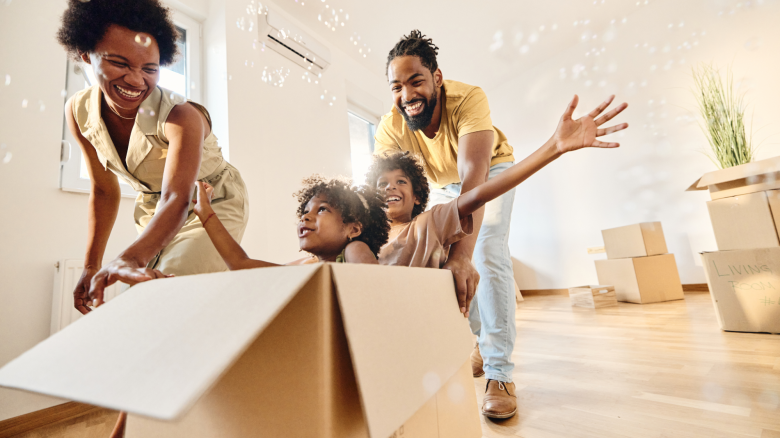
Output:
top-left (193, 175), bottom-right (389, 268)
top-left (366, 128), bottom-right (624, 270)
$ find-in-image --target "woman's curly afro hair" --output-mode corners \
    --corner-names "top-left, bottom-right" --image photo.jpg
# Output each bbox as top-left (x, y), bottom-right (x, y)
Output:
top-left (365, 152), bottom-right (430, 219)
top-left (295, 175), bottom-right (390, 258)
top-left (57, 0), bottom-right (179, 66)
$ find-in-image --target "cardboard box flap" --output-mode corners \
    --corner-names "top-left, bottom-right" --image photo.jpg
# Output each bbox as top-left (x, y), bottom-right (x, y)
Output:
top-left (0, 264), bottom-right (323, 421)
top-left (331, 264), bottom-right (473, 438)
top-left (689, 156), bottom-right (780, 190)
top-left (686, 177), bottom-right (706, 192)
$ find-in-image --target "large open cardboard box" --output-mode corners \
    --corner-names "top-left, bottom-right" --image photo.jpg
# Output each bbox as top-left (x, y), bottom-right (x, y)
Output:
top-left (0, 264), bottom-right (481, 438)
top-left (601, 222), bottom-right (668, 260)
top-left (706, 190), bottom-right (780, 251)
top-left (687, 155), bottom-right (780, 200)
top-left (701, 249), bottom-right (780, 334)
top-left (594, 254), bottom-right (684, 304)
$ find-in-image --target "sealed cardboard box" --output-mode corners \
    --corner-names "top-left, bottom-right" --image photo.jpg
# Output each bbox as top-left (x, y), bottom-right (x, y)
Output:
top-left (601, 222), bottom-right (668, 259)
top-left (706, 190), bottom-right (780, 251)
top-left (0, 264), bottom-right (481, 438)
top-left (595, 254), bottom-right (684, 304)
top-left (568, 285), bottom-right (618, 309)
top-left (701, 248), bottom-right (780, 334)
top-left (687, 155), bottom-right (780, 200)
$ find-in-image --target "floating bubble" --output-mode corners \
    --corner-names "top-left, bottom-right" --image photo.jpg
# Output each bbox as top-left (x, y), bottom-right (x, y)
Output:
top-left (4, 75), bottom-right (9, 86)
top-left (21, 99), bottom-right (28, 108)
top-left (139, 108), bottom-right (145, 114)
top-left (150, 110), bottom-right (155, 116)
top-left (519, 45), bottom-right (529, 54)
top-left (422, 372), bottom-right (441, 395)
top-left (39, 101), bottom-right (45, 112)
top-left (134, 34), bottom-right (152, 47)
top-left (61, 89), bottom-right (67, 98)
top-left (744, 37), bottom-right (762, 51)
top-left (2, 152), bottom-right (12, 164)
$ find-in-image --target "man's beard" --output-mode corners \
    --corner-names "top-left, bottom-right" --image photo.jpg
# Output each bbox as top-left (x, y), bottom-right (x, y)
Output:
top-left (399, 88), bottom-right (438, 131)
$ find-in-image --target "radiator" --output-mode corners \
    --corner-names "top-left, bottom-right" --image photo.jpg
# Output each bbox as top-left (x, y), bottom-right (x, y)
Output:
top-left (51, 259), bottom-right (124, 335)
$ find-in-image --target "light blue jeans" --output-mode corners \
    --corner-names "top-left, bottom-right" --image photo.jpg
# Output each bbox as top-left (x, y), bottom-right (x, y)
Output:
top-left (428, 162), bottom-right (516, 382)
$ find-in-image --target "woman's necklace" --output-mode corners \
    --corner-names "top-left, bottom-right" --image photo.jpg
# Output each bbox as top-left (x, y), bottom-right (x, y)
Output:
top-left (107, 104), bottom-right (136, 120)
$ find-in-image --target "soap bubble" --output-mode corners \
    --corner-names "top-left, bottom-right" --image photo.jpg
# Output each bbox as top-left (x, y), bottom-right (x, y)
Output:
top-left (39, 101), bottom-right (45, 112)
top-left (447, 382), bottom-right (465, 402)
top-left (744, 37), bottom-right (762, 51)
top-left (2, 152), bottom-right (12, 164)
top-left (134, 34), bottom-right (152, 47)
top-left (150, 110), bottom-right (155, 116)
top-left (4, 75), bottom-right (9, 86)
top-left (21, 99), bottom-right (28, 108)
top-left (60, 89), bottom-right (67, 98)
top-left (422, 372), bottom-right (441, 395)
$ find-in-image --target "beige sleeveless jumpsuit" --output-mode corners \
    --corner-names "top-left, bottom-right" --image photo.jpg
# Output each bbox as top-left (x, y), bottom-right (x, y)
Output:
top-left (72, 85), bottom-right (249, 276)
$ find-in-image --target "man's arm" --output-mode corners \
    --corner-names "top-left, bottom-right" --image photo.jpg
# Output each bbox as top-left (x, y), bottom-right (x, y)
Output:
top-left (444, 130), bottom-right (494, 317)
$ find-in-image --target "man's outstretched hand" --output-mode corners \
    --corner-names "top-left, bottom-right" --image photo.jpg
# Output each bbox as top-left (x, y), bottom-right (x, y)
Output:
top-left (442, 255), bottom-right (480, 318)
top-left (553, 95), bottom-right (629, 154)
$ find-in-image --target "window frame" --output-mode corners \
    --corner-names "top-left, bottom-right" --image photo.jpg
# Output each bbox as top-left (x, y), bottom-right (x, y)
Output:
top-left (59, 9), bottom-right (202, 197)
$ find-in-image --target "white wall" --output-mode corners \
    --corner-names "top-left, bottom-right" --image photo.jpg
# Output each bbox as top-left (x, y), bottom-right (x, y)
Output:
top-left (0, 0), bottom-right (386, 420)
top-left (486, 0), bottom-right (780, 289)
top-left (0, 0), bottom-right (142, 420)
top-left (219, 0), bottom-right (388, 263)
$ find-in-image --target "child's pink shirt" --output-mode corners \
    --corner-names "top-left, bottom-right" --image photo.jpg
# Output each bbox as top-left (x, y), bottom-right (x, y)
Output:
top-left (378, 199), bottom-right (473, 268)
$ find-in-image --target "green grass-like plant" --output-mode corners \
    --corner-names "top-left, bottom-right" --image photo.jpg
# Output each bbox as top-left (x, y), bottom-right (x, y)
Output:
top-left (692, 64), bottom-right (754, 169)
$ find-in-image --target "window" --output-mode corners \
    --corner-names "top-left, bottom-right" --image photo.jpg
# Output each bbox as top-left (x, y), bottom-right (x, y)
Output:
top-left (347, 110), bottom-right (377, 186)
top-left (60, 11), bottom-right (201, 197)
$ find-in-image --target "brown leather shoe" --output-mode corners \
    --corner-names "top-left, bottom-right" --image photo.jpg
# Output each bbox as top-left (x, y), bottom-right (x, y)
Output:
top-left (470, 343), bottom-right (485, 377)
top-left (481, 380), bottom-right (517, 419)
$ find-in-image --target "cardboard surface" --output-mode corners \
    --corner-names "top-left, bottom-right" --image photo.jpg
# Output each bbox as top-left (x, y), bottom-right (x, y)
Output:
top-left (0, 264), bottom-right (480, 438)
top-left (0, 265), bottom-right (322, 419)
top-left (707, 191), bottom-right (780, 251)
top-left (602, 222), bottom-right (668, 259)
top-left (331, 264), bottom-right (474, 438)
top-left (568, 285), bottom-right (618, 309)
top-left (595, 255), bottom-right (684, 304)
top-left (126, 266), bottom-right (367, 437)
top-left (687, 156), bottom-right (780, 200)
top-left (701, 249), bottom-right (780, 334)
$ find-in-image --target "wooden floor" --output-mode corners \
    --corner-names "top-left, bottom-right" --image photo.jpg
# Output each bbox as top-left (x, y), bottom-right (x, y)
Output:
top-left (474, 292), bottom-right (780, 438)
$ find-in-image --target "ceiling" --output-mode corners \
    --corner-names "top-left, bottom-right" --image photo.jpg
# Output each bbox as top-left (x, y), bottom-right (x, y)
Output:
top-left (273, 0), bottom-right (655, 91)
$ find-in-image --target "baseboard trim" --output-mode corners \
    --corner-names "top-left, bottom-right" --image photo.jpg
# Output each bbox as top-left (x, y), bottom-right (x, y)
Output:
top-left (682, 283), bottom-right (709, 293)
top-left (0, 401), bottom-right (99, 438)
top-left (520, 289), bottom-right (569, 296)
top-left (520, 284), bottom-right (709, 297)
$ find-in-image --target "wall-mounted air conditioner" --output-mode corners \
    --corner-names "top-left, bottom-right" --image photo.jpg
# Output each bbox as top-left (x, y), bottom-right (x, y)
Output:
top-left (258, 8), bottom-right (331, 75)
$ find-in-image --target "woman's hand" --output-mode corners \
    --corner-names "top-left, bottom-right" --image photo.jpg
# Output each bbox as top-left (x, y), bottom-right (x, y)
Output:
top-left (88, 258), bottom-right (170, 308)
top-left (552, 95), bottom-right (629, 154)
top-left (193, 181), bottom-right (215, 219)
top-left (73, 266), bottom-right (99, 314)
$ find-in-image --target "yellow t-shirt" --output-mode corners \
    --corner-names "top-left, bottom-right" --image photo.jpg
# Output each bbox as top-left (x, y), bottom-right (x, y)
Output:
top-left (373, 79), bottom-right (514, 188)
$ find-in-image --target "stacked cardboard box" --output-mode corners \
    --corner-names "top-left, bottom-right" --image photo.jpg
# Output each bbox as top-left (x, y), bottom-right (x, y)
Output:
top-left (689, 156), bottom-right (780, 333)
top-left (594, 222), bottom-right (685, 304)
top-left (0, 264), bottom-right (482, 438)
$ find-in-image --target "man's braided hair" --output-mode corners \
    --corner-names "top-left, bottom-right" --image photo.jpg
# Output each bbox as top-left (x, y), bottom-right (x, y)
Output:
top-left (386, 30), bottom-right (439, 75)
top-left (294, 175), bottom-right (389, 257)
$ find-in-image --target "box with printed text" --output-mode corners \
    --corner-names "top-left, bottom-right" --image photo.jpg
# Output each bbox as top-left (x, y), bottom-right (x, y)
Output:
top-left (701, 248), bottom-right (780, 334)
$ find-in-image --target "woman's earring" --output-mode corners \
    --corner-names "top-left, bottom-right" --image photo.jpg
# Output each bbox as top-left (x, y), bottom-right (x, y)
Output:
top-left (348, 236), bottom-right (353, 242)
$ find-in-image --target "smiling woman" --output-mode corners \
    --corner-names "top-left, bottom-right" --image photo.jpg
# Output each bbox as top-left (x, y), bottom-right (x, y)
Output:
top-left (56, 0), bottom-right (249, 320)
